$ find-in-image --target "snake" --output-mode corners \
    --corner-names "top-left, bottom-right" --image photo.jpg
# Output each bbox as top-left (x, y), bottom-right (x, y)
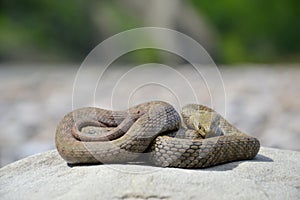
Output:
top-left (55, 101), bottom-right (260, 168)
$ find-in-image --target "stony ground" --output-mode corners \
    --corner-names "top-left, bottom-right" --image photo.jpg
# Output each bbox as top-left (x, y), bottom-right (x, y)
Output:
top-left (1, 148), bottom-right (299, 199)
top-left (0, 63), bottom-right (299, 167)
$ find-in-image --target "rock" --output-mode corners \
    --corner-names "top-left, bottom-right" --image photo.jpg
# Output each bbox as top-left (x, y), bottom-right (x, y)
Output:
top-left (0, 147), bottom-right (299, 200)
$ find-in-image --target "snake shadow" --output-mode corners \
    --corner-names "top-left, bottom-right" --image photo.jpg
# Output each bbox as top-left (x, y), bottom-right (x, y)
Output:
top-left (67, 154), bottom-right (273, 171)
top-left (202, 153), bottom-right (273, 171)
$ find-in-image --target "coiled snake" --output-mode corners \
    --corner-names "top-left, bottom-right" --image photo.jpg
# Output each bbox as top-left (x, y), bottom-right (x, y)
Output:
top-left (55, 101), bottom-right (260, 168)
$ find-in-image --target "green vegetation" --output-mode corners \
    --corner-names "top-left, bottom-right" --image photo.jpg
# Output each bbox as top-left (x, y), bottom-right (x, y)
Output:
top-left (0, 0), bottom-right (97, 61)
top-left (0, 0), bottom-right (299, 64)
top-left (191, 0), bottom-right (300, 63)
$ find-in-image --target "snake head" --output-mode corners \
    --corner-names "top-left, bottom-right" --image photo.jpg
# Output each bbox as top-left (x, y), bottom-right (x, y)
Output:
top-left (189, 113), bottom-right (210, 138)
top-left (181, 111), bottom-right (211, 138)
top-left (181, 104), bottom-right (218, 138)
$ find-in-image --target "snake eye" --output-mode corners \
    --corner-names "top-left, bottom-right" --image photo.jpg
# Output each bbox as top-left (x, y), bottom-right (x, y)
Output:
top-left (137, 110), bottom-right (140, 114)
top-left (198, 124), bottom-right (205, 132)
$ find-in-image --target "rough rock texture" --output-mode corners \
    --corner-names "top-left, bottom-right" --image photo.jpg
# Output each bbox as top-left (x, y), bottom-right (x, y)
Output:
top-left (0, 147), bottom-right (299, 200)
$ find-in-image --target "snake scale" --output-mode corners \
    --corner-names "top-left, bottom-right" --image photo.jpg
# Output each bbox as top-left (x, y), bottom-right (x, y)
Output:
top-left (55, 101), bottom-right (260, 168)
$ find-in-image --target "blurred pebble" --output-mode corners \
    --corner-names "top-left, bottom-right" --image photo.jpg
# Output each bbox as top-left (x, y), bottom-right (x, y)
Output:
top-left (0, 64), bottom-right (299, 167)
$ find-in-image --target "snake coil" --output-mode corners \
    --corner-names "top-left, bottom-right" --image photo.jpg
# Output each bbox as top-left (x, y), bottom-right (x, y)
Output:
top-left (55, 101), bottom-right (260, 168)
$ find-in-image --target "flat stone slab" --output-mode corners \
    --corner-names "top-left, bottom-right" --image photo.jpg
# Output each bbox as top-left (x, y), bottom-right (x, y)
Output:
top-left (0, 147), bottom-right (299, 200)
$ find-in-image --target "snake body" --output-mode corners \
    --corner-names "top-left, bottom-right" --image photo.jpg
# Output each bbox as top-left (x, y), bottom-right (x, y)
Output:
top-left (55, 101), bottom-right (260, 168)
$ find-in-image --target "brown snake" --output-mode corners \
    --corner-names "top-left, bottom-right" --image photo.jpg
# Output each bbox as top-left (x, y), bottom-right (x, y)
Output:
top-left (55, 101), bottom-right (260, 168)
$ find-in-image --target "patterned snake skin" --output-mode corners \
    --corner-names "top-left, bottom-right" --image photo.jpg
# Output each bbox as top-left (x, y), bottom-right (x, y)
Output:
top-left (55, 101), bottom-right (260, 168)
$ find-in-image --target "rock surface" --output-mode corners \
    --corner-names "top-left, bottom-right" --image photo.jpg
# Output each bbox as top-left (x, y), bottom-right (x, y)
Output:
top-left (0, 147), bottom-right (299, 200)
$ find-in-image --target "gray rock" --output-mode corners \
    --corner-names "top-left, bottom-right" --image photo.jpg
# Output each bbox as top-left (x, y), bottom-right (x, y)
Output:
top-left (0, 147), bottom-right (299, 200)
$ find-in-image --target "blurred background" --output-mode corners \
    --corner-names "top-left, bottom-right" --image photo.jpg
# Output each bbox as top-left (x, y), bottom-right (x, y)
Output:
top-left (1, 0), bottom-right (299, 167)
top-left (1, 0), bottom-right (300, 64)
